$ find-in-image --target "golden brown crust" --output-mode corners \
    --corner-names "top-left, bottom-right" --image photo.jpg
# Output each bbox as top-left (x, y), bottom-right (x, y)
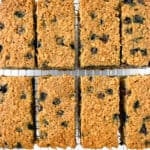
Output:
top-left (121, 0), bottom-right (150, 66)
top-left (0, 0), bottom-right (35, 68)
top-left (37, 75), bottom-right (76, 148)
top-left (80, 76), bottom-right (120, 148)
top-left (124, 75), bottom-right (150, 149)
top-left (80, 0), bottom-right (120, 68)
top-left (37, 0), bottom-right (75, 69)
top-left (0, 77), bottom-right (34, 148)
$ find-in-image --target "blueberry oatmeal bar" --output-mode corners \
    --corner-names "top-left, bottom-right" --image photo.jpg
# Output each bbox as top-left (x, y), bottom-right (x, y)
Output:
top-left (123, 76), bottom-right (150, 148)
top-left (121, 0), bottom-right (150, 66)
top-left (80, 76), bottom-right (120, 148)
top-left (0, 0), bottom-right (35, 68)
top-left (37, 0), bottom-right (75, 69)
top-left (37, 75), bottom-right (76, 148)
top-left (0, 77), bottom-right (34, 148)
top-left (80, 0), bottom-right (120, 68)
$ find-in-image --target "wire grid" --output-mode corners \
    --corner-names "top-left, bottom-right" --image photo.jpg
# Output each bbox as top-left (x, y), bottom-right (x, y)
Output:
top-left (0, 0), bottom-right (150, 150)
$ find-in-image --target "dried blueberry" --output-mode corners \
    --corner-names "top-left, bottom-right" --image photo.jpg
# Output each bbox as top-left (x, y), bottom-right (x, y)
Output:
top-left (123, 0), bottom-right (135, 6)
top-left (37, 40), bottom-right (41, 48)
top-left (113, 114), bottom-right (120, 120)
top-left (91, 47), bottom-right (98, 54)
top-left (137, 0), bottom-right (145, 4)
top-left (97, 92), bottom-right (105, 99)
top-left (14, 11), bottom-right (25, 18)
top-left (130, 48), bottom-right (140, 55)
top-left (143, 116), bottom-right (150, 122)
top-left (0, 23), bottom-right (4, 30)
top-left (88, 76), bottom-right (93, 81)
top-left (17, 26), bottom-right (25, 35)
top-left (70, 42), bottom-right (75, 49)
top-left (25, 53), bottom-right (33, 59)
top-left (87, 86), bottom-right (94, 93)
top-left (56, 37), bottom-right (64, 46)
top-left (27, 123), bottom-right (34, 130)
top-left (133, 100), bottom-right (140, 111)
top-left (126, 28), bottom-right (133, 34)
top-left (57, 110), bottom-right (64, 116)
top-left (141, 49), bottom-right (147, 56)
top-left (90, 12), bottom-right (97, 19)
top-left (90, 34), bottom-right (96, 40)
top-left (99, 34), bottom-right (109, 43)
top-left (123, 17), bottom-right (132, 24)
top-left (140, 123), bottom-right (148, 135)
top-left (16, 142), bottom-right (22, 148)
top-left (16, 127), bottom-right (22, 132)
top-left (53, 98), bottom-right (61, 105)
top-left (133, 15), bottom-right (144, 24)
top-left (61, 121), bottom-right (68, 127)
top-left (99, 19), bottom-right (104, 25)
top-left (39, 92), bottom-right (47, 101)
top-left (0, 45), bottom-right (3, 52)
top-left (42, 119), bottom-right (49, 126)
top-left (0, 84), bottom-right (7, 93)
top-left (106, 89), bottom-right (113, 95)
top-left (37, 105), bottom-right (43, 112)
top-left (20, 93), bottom-right (26, 99)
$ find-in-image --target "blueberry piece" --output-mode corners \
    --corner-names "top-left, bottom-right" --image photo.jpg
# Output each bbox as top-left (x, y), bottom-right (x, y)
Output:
top-left (0, 84), bottom-right (7, 93)
top-left (91, 47), bottom-right (98, 54)
top-left (16, 127), bottom-right (22, 132)
top-left (61, 121), bottom-right (68, 127)
top-left (0, 23), bottom-right (4, 30)
top-left (113, 114), bottom-right (120, 120)
top-left (90, 12), bottom-right (97, 19)
top-left (106, 89), bottom-right (113, 95)
top-left (137, 0), bottom-right (145, 4)
top-left (53, 98), bottom-right (61, 105)
top-left (56, 37), bottom-right (64, 46)
top-left (130, 48), bottom-right (140, 55)
top-left (90, 34), bottom-right (96, 40)
top-left (43, 119), bottom-right (49, 126)
top-left (97, 92), bottom-right (105, 99)
top-left (141, 49), bottom-right (147, 56)
top-left (133, 15), bottom-right (144, 24)
top-left (37, 40), bottom-right (41, 48)
top-left (37, 105), bottom-right (43, 112)
top-left (39, 92), bottom-right (47, 101)
top-left (99, 34), bottom-right (109, 43)
top-left (70, 42), bottom-right (75, 49)
top-left (17, 26), bottom-right (25, 35)
top-left (139, 123), bottom-right (148, 135)
top-left (143, 116), bottom-right (150, 122)
top-left (57, 110), bottom-right (64, 116)
top-left (123, 17), bottom-right (132, 24)
top-left (123, 0), bottom-right (135, 5)
top-left (88, 76), bottom-right (93, 81)
top-left (25, 53), bottom-right (33, 59)
top-left (14, 11), bottom-right (25, 18)
top-left (20, 93), bottom-right (26, 99)
top-left (27, 123), bottom-right (34, 130)
top-left (133, 100), bottom-right (140, 110)
top-left (87, 86), bottom-right (94, 93)
top-left (100, 19), bottom-right (104, 25)
top-left (16, 142), bottom-right (22, 148)
top-left (126, 28), bottom-right (133, 34)
top-left (0, 45), bottom-right (3, 52)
